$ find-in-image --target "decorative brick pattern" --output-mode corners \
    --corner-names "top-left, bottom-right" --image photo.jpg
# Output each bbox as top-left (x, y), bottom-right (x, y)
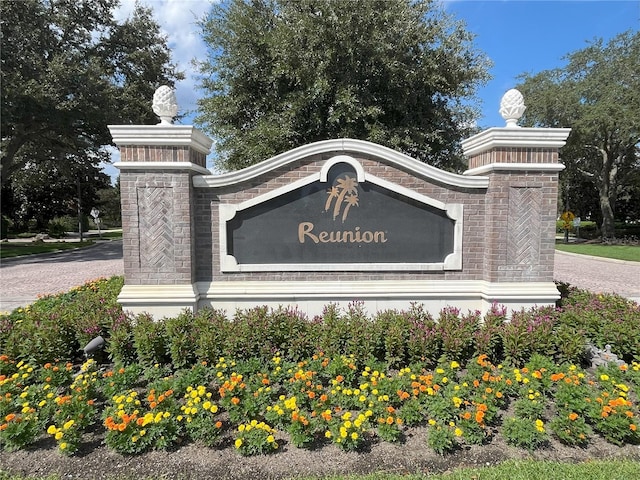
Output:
top-left (507, 187), bottom-right (541, 266)
top-left (138, 187), bottom-right (175, 271)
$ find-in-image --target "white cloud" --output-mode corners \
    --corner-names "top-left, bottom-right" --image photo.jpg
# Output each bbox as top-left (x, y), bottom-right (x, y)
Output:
top-left (114, 0), bottom-right (212, 121)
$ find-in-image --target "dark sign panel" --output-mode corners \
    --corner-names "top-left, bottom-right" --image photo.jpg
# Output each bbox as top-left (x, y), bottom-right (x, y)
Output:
top-left (226, 164), bottom-right (455, 265)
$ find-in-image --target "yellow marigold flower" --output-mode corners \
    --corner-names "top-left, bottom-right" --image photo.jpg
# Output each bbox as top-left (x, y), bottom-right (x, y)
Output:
top-left (344, 420), bottom-right (352, 428)
top-left (428, 419), bottom-right (436, 426)
top-left (351, 432), bottom-right (358, 440)
top-left (600, 374), bottom-right (610, 381)
top-left (238, 424), bottom-right (245, 432)
top-left (266, 435), bottom-right (275, 443)
top-left (203, 401), bottom-right (211, 410)
top-left (140, 429), bottom-right (146, 436)
top-left (47, 425), bottom-right (58, 435)
top-left (210, 405), bottom-right (218, 413)
top-left (454, 428), bottom-right (463, 437)
top-left (59, 442), bottom-right (67, 450)
top-left (340, 427), bottom-right (348, 438)
top-left (55, 431), bottom-right (64, 440)
top-left (38, 400), bottom-right (47, 408)
top-left (132, 436), bottom-right (138, 443)
top-left (342, 412), bottom-right (352, 421)
top-left (450, 361), bottom-right (460, 369)
top-left (63, 420), bottom-right (74, 430)
top-left (235, 439), bottom-right (243, 449)
top-left (325, 430), bottom-right (332, 438)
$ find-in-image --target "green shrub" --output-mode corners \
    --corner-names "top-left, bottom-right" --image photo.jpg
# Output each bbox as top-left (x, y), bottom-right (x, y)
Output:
top-left (132, 313), bottom-right (169, 367)
top-left (165, 310), bottom-right (198, 369)
top-left (47, 220), bottom-right (67, 238)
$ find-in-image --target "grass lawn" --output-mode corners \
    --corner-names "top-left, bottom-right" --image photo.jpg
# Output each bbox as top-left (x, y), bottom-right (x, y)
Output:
top-left (555, 241), bottom-right (640, 262)
top-left (1, 231), bottom-right (121, 259)
top-left (0, 241), bottom-right (95, 259)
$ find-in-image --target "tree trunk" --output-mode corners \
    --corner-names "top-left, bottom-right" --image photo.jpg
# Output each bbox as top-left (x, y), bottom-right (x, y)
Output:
top-left (599, 189), bottom-right (616, 239)
top-left (597, 148), bottom-right (616, 239)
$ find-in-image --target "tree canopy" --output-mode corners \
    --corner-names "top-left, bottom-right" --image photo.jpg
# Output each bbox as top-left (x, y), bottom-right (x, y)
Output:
top-left (195, 0), bottom-right (491, 172)
top-left (0, 0), bottom-right (184, 186)
top-left (517, 30), bottom-right (640, 238)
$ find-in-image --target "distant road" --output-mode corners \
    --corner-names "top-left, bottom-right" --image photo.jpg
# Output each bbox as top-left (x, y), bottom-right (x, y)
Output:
top-left (554, 250), bottom-right (640, 303)
top-left (1, 243), bottom-right (638, 313)
top-left (0, 240), bottom-right (124, 313)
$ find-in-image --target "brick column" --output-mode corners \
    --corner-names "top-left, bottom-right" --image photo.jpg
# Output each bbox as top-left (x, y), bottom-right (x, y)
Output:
top-left (462, 127), bottom-right (571, 310)
top-left (108, 125), bottom-right (213, 317)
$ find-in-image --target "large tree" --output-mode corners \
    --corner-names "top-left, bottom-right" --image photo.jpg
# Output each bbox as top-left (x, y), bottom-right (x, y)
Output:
top-left (195, 0), bottom-right (491, 172)
top-left (517, 30), bottom-right (640, 239)
top-left (0, 0), bottom-right (184, 185)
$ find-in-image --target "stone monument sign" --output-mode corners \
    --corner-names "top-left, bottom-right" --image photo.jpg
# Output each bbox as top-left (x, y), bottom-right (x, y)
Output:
top-left (109, 88), bottom-right (570, 318)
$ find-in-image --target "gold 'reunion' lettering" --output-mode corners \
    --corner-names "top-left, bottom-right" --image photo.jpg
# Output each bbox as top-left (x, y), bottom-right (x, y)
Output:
top-left (298, 222), bottom-right (387, 244)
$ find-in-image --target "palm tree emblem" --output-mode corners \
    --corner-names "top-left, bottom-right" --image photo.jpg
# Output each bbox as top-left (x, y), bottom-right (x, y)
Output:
top-left (324, 174), bottom-right (359, 222)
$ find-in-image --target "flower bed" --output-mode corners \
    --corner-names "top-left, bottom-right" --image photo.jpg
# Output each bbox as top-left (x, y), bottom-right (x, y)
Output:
top-left (1, 353), bottom-right (639, 456)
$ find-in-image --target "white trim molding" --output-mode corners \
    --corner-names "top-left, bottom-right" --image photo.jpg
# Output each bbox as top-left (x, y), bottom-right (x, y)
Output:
top-left (114, 161), bottom-right (211, 175)
top-left (117, 284), bottom-right (200, 318)
top-left (193, 139), bottom-right (489, 190)
top-left (195, 280), bottom-right (560, 318)
top-left (218, 156), bottom-right (463, 272)
top-left (461, 127), bottom-right (571, 158)
top-left (108, 125), bottom-right (214, 156)
top-left (464, 163), bottom-right (565, 176)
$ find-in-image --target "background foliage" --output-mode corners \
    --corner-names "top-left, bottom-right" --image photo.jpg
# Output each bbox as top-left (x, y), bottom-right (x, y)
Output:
top-left (195, 0), bottom-right (491, 172)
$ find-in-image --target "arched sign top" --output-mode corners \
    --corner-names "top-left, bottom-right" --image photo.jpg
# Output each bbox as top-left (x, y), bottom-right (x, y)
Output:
top-left (193, 138), bottom-right (489, 189)
top-left (319, 155), bottom-right (365, 182)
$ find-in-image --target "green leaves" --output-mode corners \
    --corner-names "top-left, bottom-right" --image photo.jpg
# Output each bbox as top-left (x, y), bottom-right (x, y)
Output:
top-left (517, 30), bottom-right (640, 237)
top-left (196, 0), bottom-right (490, 172)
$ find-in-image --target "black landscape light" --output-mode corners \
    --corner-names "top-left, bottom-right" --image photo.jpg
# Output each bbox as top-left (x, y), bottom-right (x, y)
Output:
top-left (83, 336), bottom-right (105, 356)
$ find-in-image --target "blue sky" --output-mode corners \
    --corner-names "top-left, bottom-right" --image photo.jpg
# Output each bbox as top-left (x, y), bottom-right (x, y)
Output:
top-left (105, 0), bottom-right (639, 177)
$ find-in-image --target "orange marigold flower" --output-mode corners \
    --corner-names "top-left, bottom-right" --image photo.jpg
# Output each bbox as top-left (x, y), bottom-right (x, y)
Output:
top-left (320, 394), bottom-right (328, 403)
top-left (568, 413), bottom-right (578, 421)
top-left (462, 411), bottom-right (472, 420)
top-left (215, 421), bottom-right (223, 429)
top-left (231, 397), bottom-right (240, 405)
top-left (308, 391), bottom-right (316, 399)
top-left (630, 424), bottom-right (637, 431)
top-left (117, 423), bottom-right (127, 432)
top-left (5, 413), bottom-right (16, 422)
